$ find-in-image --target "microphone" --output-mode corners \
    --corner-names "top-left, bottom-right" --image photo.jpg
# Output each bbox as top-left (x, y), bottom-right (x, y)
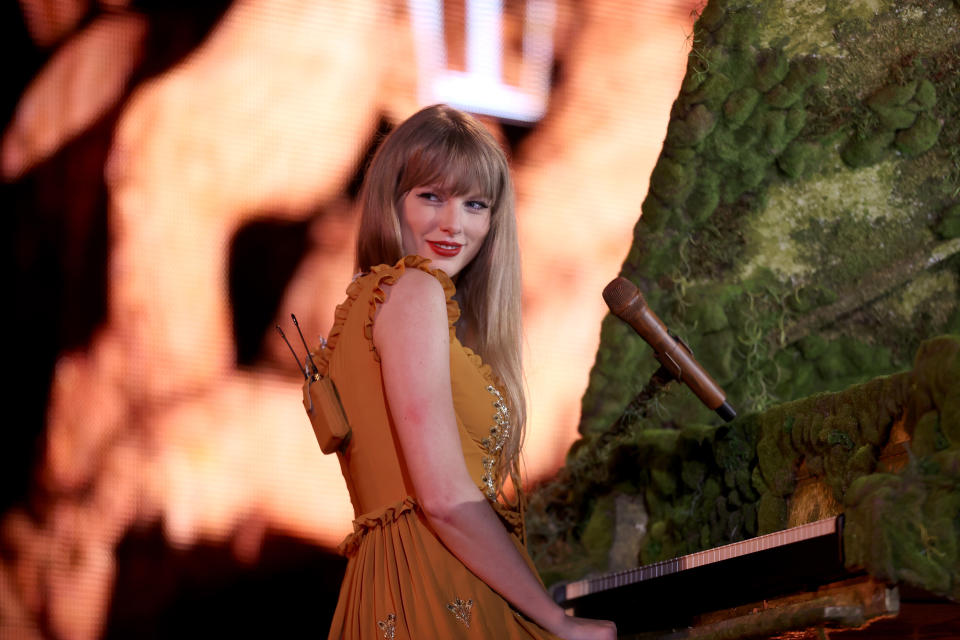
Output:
top-left (602, 277), bottom-right (737, 422)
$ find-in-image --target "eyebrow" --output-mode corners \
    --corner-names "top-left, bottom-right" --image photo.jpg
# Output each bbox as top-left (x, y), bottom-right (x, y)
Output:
top-left (416, 183), bottom-right (489, 200)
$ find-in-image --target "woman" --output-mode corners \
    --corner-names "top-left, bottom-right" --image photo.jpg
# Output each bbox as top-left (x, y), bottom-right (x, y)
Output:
top-left (318, 104), bottom-right (616, 640)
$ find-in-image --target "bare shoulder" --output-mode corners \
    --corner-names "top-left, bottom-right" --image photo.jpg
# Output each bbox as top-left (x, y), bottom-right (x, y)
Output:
top-left (373, 268), bottom-right (449, 344)
top-left (383, 267), bottom-right (446, 306)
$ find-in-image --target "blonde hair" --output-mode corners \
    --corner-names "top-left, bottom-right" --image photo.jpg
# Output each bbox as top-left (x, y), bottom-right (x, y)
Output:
top-left (356, 104), bottom-right (526, 500)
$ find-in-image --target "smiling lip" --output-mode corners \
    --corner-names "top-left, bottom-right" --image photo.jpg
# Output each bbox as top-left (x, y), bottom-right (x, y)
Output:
top-left (427, 240), bottom-right (462, 257)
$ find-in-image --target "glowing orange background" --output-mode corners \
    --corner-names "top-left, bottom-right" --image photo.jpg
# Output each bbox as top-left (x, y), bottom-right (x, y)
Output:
top-left (3, 0), bottom-right (696, 636)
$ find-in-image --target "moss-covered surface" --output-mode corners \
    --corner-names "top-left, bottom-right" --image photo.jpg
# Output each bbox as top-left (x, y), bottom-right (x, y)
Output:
top-left (580, 0), bottom-right (960, 435)
top-left (529, 0), bottom-right (960, 606)
top-left (529, 336), bottom-right (960, 601)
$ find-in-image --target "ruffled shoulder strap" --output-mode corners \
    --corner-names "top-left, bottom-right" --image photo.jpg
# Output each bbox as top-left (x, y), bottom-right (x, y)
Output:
top-left (317, 255), bottom-right (459, 373)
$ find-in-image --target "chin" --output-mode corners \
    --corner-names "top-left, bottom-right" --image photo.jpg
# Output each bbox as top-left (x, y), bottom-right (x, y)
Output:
top-left (432, 260), bottom-right (462, 277)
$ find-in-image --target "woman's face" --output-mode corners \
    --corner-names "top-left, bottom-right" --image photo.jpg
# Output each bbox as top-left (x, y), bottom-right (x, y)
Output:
top-left (399, 184), bottom-right (492, 278)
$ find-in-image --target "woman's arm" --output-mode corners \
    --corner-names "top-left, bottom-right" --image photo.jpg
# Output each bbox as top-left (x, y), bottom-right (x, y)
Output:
top-left (373, 270), bottom-right (615, 640)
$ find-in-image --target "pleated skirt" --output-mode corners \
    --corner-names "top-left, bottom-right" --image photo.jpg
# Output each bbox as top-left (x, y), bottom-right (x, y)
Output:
top-left (328, 498), bottom-right (560, 639)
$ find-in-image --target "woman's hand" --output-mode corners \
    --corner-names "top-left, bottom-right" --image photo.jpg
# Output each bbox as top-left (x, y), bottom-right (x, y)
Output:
top-left (551, 614), bottom-right (617, 640)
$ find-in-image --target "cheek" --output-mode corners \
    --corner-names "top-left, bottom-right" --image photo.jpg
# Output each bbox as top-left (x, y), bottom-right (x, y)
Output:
top-left (468, 215), bottom-right (492, 242)
top-left (400, 198), bottom-right (426, 236)
top-left (398, 204), bottom-right (418, 251)
top-left (399, 225), bottom-right (416, 253)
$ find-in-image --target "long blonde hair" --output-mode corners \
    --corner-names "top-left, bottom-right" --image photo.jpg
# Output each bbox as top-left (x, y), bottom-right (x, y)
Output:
top-left (355, 104), bottom-right (526, 500)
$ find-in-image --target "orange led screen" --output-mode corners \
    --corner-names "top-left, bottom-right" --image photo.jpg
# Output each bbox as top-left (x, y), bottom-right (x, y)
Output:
top-left (3, 0), bottom-right (697, 636)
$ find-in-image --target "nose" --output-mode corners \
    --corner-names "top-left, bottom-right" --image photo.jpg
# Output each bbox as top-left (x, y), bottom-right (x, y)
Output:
top-left (437, 201), bottom-right (462, 235)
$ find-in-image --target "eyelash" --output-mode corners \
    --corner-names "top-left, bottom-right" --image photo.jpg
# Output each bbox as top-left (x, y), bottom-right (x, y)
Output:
top-left (466, 200), bottom-right (490, 211)
top-left (416, 192), bottom-right (490, 212)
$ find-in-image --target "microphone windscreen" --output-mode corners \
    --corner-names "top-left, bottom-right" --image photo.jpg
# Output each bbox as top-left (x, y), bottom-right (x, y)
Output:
top-left (602, 277), bottom-right (637, 312)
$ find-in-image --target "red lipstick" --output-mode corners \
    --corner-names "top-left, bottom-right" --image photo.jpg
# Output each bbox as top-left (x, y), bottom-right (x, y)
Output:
top-left (427, 240), bottom-right (462, 257)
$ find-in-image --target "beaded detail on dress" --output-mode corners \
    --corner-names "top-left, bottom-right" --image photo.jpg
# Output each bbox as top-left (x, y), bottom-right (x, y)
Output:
top-left (480, 385), bottom-right (511, 500)
top-left (377, 613), bottom-right (397, 639)
top-left (446, 598), bottom-right (474, 628)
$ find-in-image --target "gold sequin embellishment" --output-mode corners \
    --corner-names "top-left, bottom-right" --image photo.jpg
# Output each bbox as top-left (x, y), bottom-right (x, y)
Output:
top-left (377, 613), bottom-right (397, 639)
top-left (480, 385), bottom-right (511, 500)
top-left (447, 597), bottom-right (474, 628)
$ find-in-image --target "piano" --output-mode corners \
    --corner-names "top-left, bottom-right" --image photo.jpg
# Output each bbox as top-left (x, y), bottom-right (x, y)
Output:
top-left (550, 516), bottom-right (904, 637)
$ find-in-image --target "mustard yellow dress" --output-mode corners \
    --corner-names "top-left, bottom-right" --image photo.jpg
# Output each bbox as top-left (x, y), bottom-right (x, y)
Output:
top-left (319, 255), bottom-right (558, 640)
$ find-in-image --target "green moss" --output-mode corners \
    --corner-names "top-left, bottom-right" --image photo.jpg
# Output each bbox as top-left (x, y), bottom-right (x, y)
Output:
top-left (643, 519), bottom-right (680, 564)
top-left (867, 80), bottom-right (919, 109)
top-left (681, 65), bottom-right (706, 95)
top-left (723, 87), bottom-right (761, 127)
top-left (758, 109), bottom-right (789, 155)
top-left (697, 0), bottom-right (728, 32)
top-left (848, 444), bottom-right (877, 478)
top-left (650, 157), bottom-right (695, 205)
top-left (651, 467), bottom-right (678, 496)
top-left (725, 48), bottom-right (759, 87)
top-left (741, 158), bottom-right (923, 286)
top-left (895, 112), bottom-right (943, 156)
top-left (640, 194), bottom-right (674, 233)
top-left (786, 285), bottom-right (835, 313)
top-left (841, 130), bottom-right (895, 168)
top-left (843, 450), bottom-right (960, 600)
top-left (635, 241), bottom-right (679, 281)
top-left (843, 338), bottom-right (892, 374)
top-left (682, 460), bottom-right (707, 490)
top-left (697, 329), bottom-right (739, 385)
top-left (871, 104), bottom-right (918, 130)
top-left (777, 141), bottom-right (817, 178)
top-left (689, 300), bottom-right (730, 333)
top-left (685, 168), bottom-right (722, 222)
top-left (914, 78), bottom-right (937, 108)
top-left (757, 492), bottom-right (787, 534)
top-left (751, 464), bottom-right (768, 494)
top-left (667, 104), bottom-right (718, 147)
top-left (764, 84), bottom-right (802, 109)
top-left (665, 145), bottom-right (698, 163)
top-left (736, 134), bottom-right (767, 169)
top-left (826, 429), bottom-right (855, 450)
top-left (816, 346), bottom-right (855, 379)
top-left (755, 48), bottom-right (789, 92)
top-left (581, 495), bottom-right (616, 569)
top-left (713, 7), bottom-right (759, 49)
top-left (943, 397), bottom-right (960, 450)
top-left (755, 0), bottom-right (890, 56)
top-left (936, 204), bottom-right (960, 239)
top-left (790, 361), bottom-right (817, 396)
top-left (799, 334), bottom-right (828, 359)
top-left (757, 432), bottom-right (796, 496)
top-left (682, 422), bottom-right (721, 444)
top-left (743, 163), bottom-right (769, 192)
top-left (913, 411), bottom-right (949, 456)
top-left (703, 476), bottom-right (722, 505)
top-left (912, 335), bottom-right (960, 423)
top-left (636, 428), bottom-right (682, 455)
top-left (883, 270), bottom-right (958, 328)
top-left (707, 124), bottom-right (740, 162)
top-left (832, 7), bottom-right (960, 91)
top-left (785, 105), bottom-right (807, 138)
top-left (687, 72), bottom-right (736, 111)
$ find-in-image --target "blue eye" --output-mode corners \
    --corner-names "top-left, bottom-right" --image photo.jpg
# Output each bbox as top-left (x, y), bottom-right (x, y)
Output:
top-left (466, 200), bottom-right (490, 211)
top-left (417, 191), bottom-right (440, 202)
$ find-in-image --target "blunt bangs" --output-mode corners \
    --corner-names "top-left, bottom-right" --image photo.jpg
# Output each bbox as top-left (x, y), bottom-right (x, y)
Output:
top-left (396, 127), bottom-right (505, 208)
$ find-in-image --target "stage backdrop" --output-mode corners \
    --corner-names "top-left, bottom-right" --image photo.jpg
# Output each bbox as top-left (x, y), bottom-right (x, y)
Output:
top-left (4, 0), bottom-right (696, 637)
